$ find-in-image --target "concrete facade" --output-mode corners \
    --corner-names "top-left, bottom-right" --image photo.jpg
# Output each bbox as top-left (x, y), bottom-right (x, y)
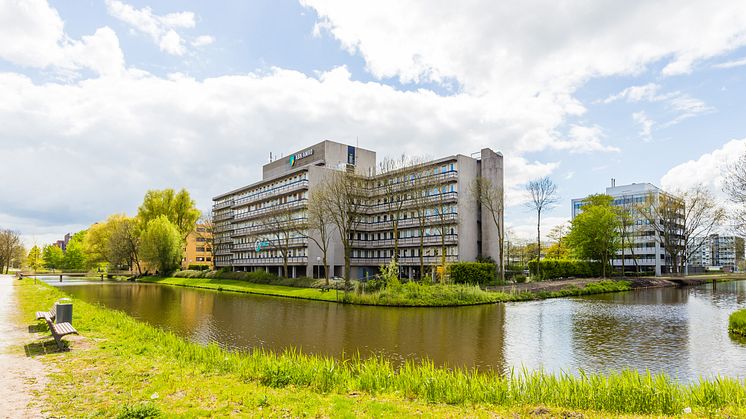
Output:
top-left (689, 234), bottom-right (745, 272)
top-left (213, 140), bottom-right (504, 279)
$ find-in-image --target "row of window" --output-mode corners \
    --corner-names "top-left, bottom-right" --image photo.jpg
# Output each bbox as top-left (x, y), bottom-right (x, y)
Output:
top-left (352, 246), bottom-right (457, 259)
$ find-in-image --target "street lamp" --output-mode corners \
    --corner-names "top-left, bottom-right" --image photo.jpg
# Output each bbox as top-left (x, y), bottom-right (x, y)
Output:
top-left (316, 256), bottom-right (321, 279)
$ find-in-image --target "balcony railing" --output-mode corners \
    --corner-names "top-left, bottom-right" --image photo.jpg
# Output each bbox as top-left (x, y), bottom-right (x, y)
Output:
top-left (356, 213), bottom-right (458, 231)
top-left (351, 234), bottom-right (458, 248)
top-left (232, 256), bottom-right (309, 265)
top-left (233, 237), bottom-right (308, 250)
top-left (365, 171), bottom-right (458, 195)
top-left (214, 212), bottom-right (234, 222)
top-left (231, 217), bottom-right (309, 238)
top-left (233, 199), bottom-right (307, 221)
top-left (233, 179), bottom-right (309, 208)
top-left (363, 191), bottom-right (458, 214)
top-left (212, 199), bottom-right (234, 210)
top-left (351, 255), bottom-right (458, 266)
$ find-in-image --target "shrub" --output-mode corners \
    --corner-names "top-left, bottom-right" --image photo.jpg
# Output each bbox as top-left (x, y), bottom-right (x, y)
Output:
top-left (730, 309), bottom-right (746, 336)
top-left (449, 262), bottom-right (496, 285)
top-left (527, 259), bottom-right (605, 280)
top-left (187, 264), bottom-right (210, 271)
top-left (117, 402), bottom-right (161, 418)
top-left (379, 259), bottom-right (401, 288)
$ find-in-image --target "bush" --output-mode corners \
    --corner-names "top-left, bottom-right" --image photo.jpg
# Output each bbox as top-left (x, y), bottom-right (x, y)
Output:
top-left (449, 262), bottom-right (496, 285)
top-left (730, 309), bottom-right (746, 336)
top-left (514, 274), bottom-right (527, 283)
top-left (187, 264), bottom-right (210, 271)
top-left (527, 259), bottom-right (605, 280)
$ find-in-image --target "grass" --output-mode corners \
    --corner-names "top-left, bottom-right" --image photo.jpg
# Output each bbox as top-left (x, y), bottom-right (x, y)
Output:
top-left (730, 308), bottom-right (746, 337)
top-left (142, 276), bottom-right (632, 307)
top-left (15, 278), bottom-right (746, 417)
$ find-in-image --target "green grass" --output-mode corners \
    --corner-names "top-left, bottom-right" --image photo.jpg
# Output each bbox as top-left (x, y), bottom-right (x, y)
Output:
top-left (15, 278), bottom-right (746, 417)
top-left (142, 276), bottom-right (632, 307)
top-left (730, 308), bottom-right (746, 336)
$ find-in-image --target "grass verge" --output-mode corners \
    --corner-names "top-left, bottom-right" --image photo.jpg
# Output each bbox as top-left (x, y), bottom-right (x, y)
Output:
top-left (142, 276), bottom-right (632, 307)
top-left (16, 278), bottom-right (746, 417)
top-left (730, 308), bottom-right (746, 336)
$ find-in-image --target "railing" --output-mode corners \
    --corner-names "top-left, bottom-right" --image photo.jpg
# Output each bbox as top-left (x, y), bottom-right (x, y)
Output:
top-left (351, 234), bottom-right (458, 248)
top-left (232, 256), bottom-right (309, 265)
top-left (233, 237), bottom-right (308, 250)
top-left (351, 255), bottom-right (458, 265)
top-left (362, 191), bottom-right (458, 214)
top-left (365, 170), bottom-right (459, 195)
top-left (233, 179), bottom-right (309, 208)
top-left (212, 200), bottom-right (234, 211)
top-left (231, 217), bottom-right (308, 237)
top-left (214, 212), bottom-right (234, 221)
top-left (233, 199), bottom-right (307, 221)
top-left (356, 213), bottom-right (458, 231)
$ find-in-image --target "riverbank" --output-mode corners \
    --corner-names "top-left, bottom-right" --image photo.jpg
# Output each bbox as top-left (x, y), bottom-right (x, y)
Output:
top-left (731, 308), bottom-right (746, 336)
top-left (15, 278), bottom-right (746, 417)
top-left (141, 276), bottom-right (632, 306)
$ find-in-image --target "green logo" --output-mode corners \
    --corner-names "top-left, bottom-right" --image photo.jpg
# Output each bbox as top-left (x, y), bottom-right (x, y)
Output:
top-left (289, 155), bottom-right (296, 166)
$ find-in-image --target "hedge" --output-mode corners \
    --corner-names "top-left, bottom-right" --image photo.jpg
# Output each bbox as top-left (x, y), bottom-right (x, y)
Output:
top-left (527, 259), bottom-right (605, 280)
top-left (449, 262), bottom-right (497, 285)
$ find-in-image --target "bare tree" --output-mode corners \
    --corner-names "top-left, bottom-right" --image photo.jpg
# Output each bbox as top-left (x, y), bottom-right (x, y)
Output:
top-left (320, 170), bottom-right (365, 289)
top-left (0, 229), bottom-right (23, 274)
top-left (525, 177), bottom-right (559, 278)
top-left (724, 151), bottom-right (746, 235)
top-left (637, 191), bottom-right (685, 275)
top-left (379, 155), bottom-right (410, 266)
top-left (680, 185), bottom-right (726, 274)
top-left (471, 177), bottom-right (505, 281)
top-left (614, 196), bottom-right (638, 276)
top-left (257, 204), bottom-right (302, 278)
top-left (303, 186), bottom-right (335, 284)
top-left (408, 160), bottom-right (432, 281)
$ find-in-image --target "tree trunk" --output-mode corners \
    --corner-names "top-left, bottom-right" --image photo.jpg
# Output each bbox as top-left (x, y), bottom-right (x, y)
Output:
top-left (323, 253), bottom-right (329, 285)
top-left (536, 209), bottom-right (542, 279)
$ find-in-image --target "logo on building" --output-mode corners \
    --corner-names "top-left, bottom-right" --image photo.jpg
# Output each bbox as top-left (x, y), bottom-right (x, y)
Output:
top-left (289, 148), bottom-right (313, 166)
top-left (255, 240), bottom-right (270, 252)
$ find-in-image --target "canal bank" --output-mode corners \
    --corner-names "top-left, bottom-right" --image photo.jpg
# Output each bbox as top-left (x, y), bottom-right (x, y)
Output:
top-left (15, 278), bottom-right (746, 417)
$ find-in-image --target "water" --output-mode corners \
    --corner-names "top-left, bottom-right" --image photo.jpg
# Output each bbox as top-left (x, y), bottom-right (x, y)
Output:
top-left (47, 277), bottom-right (746, 381)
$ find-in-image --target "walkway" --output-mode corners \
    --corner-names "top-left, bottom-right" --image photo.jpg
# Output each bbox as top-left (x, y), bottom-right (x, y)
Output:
top-left (0, 275), bottom-right (47, 418)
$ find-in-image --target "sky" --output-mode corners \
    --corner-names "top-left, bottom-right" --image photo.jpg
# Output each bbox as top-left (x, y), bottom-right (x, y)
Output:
top-left (2, 0), bottom-right (746, 248)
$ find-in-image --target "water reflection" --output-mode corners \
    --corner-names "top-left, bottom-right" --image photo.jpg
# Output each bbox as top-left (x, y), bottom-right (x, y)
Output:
top-left (51, 279), bottom-right (746, 381)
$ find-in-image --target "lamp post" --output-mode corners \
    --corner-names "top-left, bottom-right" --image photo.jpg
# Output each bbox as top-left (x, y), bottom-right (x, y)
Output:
top-left (316, 256), bottom-right (321, 279)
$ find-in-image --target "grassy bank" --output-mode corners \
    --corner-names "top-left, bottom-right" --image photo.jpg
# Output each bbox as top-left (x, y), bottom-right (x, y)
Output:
top-left (730, 308), bottom-right (746, 336)
top-left (15, 278), bottom-right (746, 417)
top-left (142, 276), bottom-right (632, 306)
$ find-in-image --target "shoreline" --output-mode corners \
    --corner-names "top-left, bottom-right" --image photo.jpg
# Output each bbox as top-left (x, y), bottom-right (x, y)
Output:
top-left (14, 277), bottom-right (746, 417)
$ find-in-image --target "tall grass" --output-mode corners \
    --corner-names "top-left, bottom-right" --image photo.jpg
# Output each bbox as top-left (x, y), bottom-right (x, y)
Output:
top-left (19, 279), bottom-right (746, 416)
top-left (730, 308), bottom-right (746, 336)
top-left (347, 282), bottom-right (498, 306)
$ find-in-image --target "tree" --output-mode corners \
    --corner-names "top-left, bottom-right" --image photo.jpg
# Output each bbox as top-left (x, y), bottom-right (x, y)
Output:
top-left (679, 185), bottom-right (726, 274)
top-left (137, 189), bottom-right (200, 241)
top-left (637, 191), bottom-right (685, 275)
top-left (108, 215), bottom-right (143, 273)
top-left (304, 186), bottom-right (335, 284)
top-left (63, 231), bottom-right (88, 270)
top-left (566, 194), bottom-right (620, 277)
top-left (546, 222), bottom-right (570, 259)
top-left (85, 219), bottom-right (116, 267)
top-left (26, 245), bottom-right (44, 271)
top-left (525, 177), bottom-right (559, 278)
top-left (42, 245), bottom-right (64, 271)
top-left (614, 195), bottom-right (639, 275)
top-left (195, 211), bottom-right (215, 268)
top-left (0, 229), bottom-right (23, 273)
top-left (257, 205), bottom-right (302, 278)
top-left (140, 215), bottom-right (182, 274)
top-left (319, 170), bottom-right (365, 289)
top-left (724, 151), bottom-right (746, 236)
top-left (472, 177), bottom-right (505, 280)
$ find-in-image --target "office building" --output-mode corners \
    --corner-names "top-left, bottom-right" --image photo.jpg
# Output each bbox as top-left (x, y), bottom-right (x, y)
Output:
top-left (182, 224), bottom-right (213, 269)
top-left (572, 181), bottom-right (684, 276)
top-left (212, 140), bottom-right (503, 279)
top-left (689, 234), bottom-right (744, 272)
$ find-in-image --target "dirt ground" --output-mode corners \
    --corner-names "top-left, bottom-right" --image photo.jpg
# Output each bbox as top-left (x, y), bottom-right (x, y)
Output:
top-left (0, 276), bottom-right (48, 419)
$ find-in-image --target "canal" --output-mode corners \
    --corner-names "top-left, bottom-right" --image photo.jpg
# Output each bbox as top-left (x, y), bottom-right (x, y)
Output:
top-left (45, 277), bottom-right (746, 381)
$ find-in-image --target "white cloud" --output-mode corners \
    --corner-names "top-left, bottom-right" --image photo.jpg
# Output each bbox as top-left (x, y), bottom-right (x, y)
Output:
top-left (0, 0), bottom-right (124, 76)
top-left (602, 83), bottom-right (663, 103)
top-left (661, 138), bottom-right (746, 194)
top-left (713, 56), bottom-right (746, 69)
top-left (632, 111), bottom-right (654, 141)
top-left (554, 124), bottom-right (620, 153)
top-left (105, 0), bottom-right (210, 56)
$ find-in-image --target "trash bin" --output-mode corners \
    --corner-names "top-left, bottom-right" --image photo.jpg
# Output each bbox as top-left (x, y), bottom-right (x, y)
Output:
top-left (55, 298), bottom-right (73, 324)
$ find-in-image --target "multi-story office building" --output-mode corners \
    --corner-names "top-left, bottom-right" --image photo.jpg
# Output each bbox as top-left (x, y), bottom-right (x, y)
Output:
top-left (571, 181), bottom-right (684, 276)
top-left (182, 224), bottom-right (213, 270)
top-left (212, 140), bottom-right (503, 279)
top-left (689, 234), bottom-right (745, 272)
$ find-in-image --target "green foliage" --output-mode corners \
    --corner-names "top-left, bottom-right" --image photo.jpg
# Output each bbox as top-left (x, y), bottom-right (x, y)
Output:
top-left (116, 402), bottom-right (161, 419)
top-left (26, 245), bottom-right (44, 271)
top-left (63, 231), bottom-right (88, 270)
top-left (140, 216), bottom-right (182, 274)
top-left (348, 282), bottom-right (497, 306)
top-left (19, 278), bottom-right (746, 417)
top-left (730, 308), bottom-right (746, 336)
top-left (187, 264), bottom-right (210, 271)
top-left (173, 269), bottom-right (316, 288)
top-left (137, 189), bottom-right (200, 240)
top-left (527, 259), bottom-right (605, 280)
top-left (448, 262), bottom-right (496, 285)
top-left (566, 194), bottom-right (620, 277)
top-left (378, 259), bottom-right (400, 288)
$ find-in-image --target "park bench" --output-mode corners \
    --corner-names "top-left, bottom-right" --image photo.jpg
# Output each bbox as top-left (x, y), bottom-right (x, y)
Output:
top-left (320, 285), bottom-right (331, 292)
top-left (35, 305), bottom-right (56, 322)
top-left (43, 316), bottom-right (78, 350)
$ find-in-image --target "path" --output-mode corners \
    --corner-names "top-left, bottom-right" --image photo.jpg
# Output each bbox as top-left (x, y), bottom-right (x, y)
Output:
top-left (0, 275), bottom-right (47, 418)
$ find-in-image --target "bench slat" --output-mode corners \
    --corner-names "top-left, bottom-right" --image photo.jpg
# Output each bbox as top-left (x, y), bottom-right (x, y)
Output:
top-left (52, 322), bottom-right (77, 336)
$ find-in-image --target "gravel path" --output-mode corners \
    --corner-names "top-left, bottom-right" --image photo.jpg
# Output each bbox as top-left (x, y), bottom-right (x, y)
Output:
top-left (0, 276), bottom-right (47, 418)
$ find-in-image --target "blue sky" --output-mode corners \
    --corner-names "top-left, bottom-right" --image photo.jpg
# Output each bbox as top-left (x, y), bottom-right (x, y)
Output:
top-left (2, 0), bottom-right (746, 246)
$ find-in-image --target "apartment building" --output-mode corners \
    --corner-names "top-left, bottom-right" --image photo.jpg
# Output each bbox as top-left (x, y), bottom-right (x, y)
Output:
top-left (572, 181), bottom-right (684, 276)
top-left (689, 234), bottom-right (745, 272)
top-left (182, 224), bottom-right (213, 269)
top-left (212, 140), bottom-right (503, 279)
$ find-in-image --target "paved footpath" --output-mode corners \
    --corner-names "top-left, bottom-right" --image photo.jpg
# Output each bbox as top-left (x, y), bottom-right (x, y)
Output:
top-left (0, 276), bottom-right (47, 418)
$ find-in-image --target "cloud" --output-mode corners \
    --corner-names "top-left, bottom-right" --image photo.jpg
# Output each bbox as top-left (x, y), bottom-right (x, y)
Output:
top-left (554, 124), bottom-right (620, 153)
top-left (601, 83), bottom-right (663, 103)
top-left (632, 111), bottom-right (654, 141)
top-left (105, 0), bottom-right (211, 56)
top-left (0, 0), bottom-right (124, 76)
top-left (713, 56), bottom-right (746, 69)
top-left (661, 138), bottom-right (746, 194)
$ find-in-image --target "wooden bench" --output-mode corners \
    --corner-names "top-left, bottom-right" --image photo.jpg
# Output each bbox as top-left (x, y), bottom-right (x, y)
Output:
top-left (35, 305), bottom-right (56, 322)
top-left (320, 286), bottom-right (331, 292)
top-left (44, 316), bottom-right (78, 350)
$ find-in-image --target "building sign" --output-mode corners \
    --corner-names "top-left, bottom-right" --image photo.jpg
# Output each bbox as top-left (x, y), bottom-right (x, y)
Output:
top-left (255, 240), bottom-right (270, 252)
top-left (289, 148), bottom-right (314, 166)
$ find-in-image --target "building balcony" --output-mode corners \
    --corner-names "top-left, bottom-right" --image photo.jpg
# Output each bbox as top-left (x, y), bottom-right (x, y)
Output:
top-left (351, 255), bottom-right (458, 266)
top-left (357, 213), bottom-right (458, 231)
top-left (233, 199), bottom-right (308, 222)
top-left (213, 199), bottom-right (234, 211)
top-left (214, 212), bottom-right (234, 222)
top-left (366, 171), bottom-right (458, 196)
top-left (233, 236), bottom-right (308, 250)
top-left (351, 234), bottom-right (458, 249)
top-left (363, 191), bottom-right (459, 214)
top-left (232, 256), bottom-right (309, 265)
top-left (231, 217), bottom-right (308, 238)
top-left (233, 179), bottom-right (309, 208)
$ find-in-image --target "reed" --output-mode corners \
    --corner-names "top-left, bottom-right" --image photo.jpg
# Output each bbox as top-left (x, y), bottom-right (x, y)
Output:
top-left (729, 308), bottom-right (746, 336)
